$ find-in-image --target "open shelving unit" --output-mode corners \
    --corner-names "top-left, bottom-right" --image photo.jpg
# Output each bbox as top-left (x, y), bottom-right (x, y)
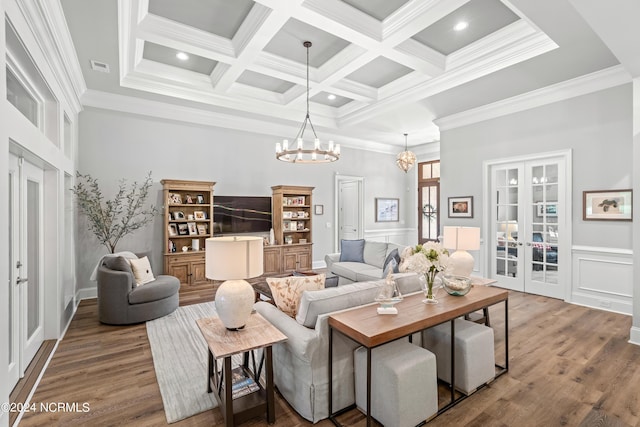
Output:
top-left (161, 179), bottom-right (215, 286)
top-left (266, 185), bottom-right (314, 274)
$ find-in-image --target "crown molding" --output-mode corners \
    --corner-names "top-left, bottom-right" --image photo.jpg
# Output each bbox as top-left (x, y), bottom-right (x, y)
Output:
top-left (435, 65), bottom-right (631, 131)
top-left (80, 89), bottom-right (412, 154)
top-left (15, 0), bottom-right (84, 114)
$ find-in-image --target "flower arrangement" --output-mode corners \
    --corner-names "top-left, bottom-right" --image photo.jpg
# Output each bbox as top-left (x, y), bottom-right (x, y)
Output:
top-left (399, 242), bottom-right (449, 301)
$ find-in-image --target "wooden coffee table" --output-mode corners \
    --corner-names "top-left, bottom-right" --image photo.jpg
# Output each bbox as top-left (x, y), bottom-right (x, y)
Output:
top-left (196, 312), bottom-right (287, 426)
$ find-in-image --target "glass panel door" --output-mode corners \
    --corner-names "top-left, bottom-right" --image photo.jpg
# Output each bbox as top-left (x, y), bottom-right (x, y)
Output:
top-left (492, 164), bottom-right (523, 291)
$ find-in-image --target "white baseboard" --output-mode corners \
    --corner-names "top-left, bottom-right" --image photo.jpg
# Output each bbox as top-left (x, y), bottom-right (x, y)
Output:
top-left (630, 326), bottom-right (640, 346)
top-left (76, 287), bottom-right (97, 301)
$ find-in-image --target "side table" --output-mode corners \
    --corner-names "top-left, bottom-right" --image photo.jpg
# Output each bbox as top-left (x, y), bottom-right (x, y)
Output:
top-left (196, 312), bottom-right (287, 426)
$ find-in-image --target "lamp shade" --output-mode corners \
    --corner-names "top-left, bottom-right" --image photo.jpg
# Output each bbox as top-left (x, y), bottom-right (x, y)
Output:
top-left (205, 236), bottom-right (264, 280)
top-left (442, 226), bottom-right (480, 251)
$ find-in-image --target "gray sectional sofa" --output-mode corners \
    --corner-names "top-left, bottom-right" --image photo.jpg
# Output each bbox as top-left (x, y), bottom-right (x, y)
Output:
top-left (324, 240), bottom-right (406, 285)
top-left (254, 272), bottom-right (421, 423)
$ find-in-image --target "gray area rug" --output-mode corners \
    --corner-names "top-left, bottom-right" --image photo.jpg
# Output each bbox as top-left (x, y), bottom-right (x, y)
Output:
top-left (146, 302), bottom-right (243, 423)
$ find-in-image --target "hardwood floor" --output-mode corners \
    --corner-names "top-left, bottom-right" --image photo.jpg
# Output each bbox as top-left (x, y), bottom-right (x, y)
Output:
top-left (17, 282), bottom-right (640, 427)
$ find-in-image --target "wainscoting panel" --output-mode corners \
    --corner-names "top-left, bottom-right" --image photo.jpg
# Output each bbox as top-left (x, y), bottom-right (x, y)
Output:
top-left (571, 246), bottom-right (633, 315)
top-left (363, 228), bottom-right (416, 246)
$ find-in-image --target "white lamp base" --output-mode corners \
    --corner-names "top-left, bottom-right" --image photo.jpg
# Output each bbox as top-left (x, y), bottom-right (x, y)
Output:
top-left (447, 250), bottom-right (475, 278)
top-left (214, 279), bottom-right (255, 330)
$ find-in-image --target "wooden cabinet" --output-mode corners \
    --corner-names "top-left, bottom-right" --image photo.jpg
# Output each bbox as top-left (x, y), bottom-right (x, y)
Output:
top-left (263, 246), bottom-right (282, 276)
top-left (271, 185), bottom-right (314, 246)
top-left (283, 244), bottom-right (312, 272)
top-left (263, 244), bottom-right (312, 274)
top-left (265, 185), bottom-right (314, 274)
top-left (161, 179), bottom-right (215, 286)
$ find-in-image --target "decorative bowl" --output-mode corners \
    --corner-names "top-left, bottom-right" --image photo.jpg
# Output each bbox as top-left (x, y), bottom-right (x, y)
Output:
top-left (442, 275), bottom-right (472, 296)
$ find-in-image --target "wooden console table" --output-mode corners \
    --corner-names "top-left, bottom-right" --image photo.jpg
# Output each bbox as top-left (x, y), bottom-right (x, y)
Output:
top-left (196, 313), bottom-right (287, 426)
top-left (328, 285), bottom-right (509, 426)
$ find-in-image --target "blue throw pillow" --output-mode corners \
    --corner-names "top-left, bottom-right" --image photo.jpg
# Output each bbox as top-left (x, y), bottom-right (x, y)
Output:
top-left (382, 248), bottom-right (400, 273)
top-left (339, 239), bottom-right (365, 263)
top-left (382, 258), bottom-right (398, 278)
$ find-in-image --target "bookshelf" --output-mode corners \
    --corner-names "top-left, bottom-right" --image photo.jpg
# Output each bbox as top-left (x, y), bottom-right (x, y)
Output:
top-left (269, 185), bottom-right (314, 273)
top-left (161, 179), bottom-right (215, 286)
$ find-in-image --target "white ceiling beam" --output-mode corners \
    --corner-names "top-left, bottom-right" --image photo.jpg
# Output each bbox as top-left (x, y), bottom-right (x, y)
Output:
top-left (214, 3), bottom-right (289, 92)
top-left (382, 0), bottom-right (471, 46)
top-left (137, 13), bottom-right (235, 62)
top-left (339, 31), bottom-right (558, 127)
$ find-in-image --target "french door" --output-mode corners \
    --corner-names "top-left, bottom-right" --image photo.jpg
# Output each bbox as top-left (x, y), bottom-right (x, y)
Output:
top-left (489, 154), bottom-right (568, 299)
top-left (8, 153), bottom-right (45, 392)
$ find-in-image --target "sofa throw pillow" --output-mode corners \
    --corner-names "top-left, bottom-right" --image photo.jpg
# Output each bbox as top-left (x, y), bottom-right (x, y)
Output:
top-left (339, 239), bottom-right (365, 263)
top-left (103, 256), bottom-right (134, 277)
top-left (382, 258), bottom-right (398, 278)
top-left (129, 256), bottom-right (155, 286)
top-left (267, 274), bottom-right (326, 318)
top-left (382, 248), bottom-right (400, 274)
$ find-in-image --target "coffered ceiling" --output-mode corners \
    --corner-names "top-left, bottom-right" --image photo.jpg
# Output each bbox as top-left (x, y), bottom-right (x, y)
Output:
top-left (59, 0), bottom-right (621, 152)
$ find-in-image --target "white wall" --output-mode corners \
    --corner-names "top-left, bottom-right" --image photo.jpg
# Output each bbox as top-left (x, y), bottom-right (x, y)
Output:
top-left (1, 1), bottom-right (81, 425)
top-left (439, 84), bottom-right (633, 313)
top-left (76, 108), bottom-right (413, 294)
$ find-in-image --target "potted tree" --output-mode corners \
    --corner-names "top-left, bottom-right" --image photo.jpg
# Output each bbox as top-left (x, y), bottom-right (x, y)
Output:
top-left (71, 171), bottom-right (158, 253)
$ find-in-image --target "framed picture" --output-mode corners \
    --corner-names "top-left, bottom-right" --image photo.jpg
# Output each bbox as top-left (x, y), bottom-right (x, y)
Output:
top-left (194, 211), bottom-right (206, 220)
top-left (583, 189), bottom-right (632, 221)
top-left (283, 211), bottom-right (293, 219)
top-left (168, 193), bottom-right (182, 205)
top-left (375, 198), bottom-right (399, 222)
top-left (173, 211), bottom-right (185, 220)
top-left (448, 196), bottom-right (473, 218)
top-left (168, 224), bottom-right (178, 237)
top-left (197, 224), bottom-right (207, 235)
top-left (314, 204), bottom-right (324, 215)
top-left (196, 194), bottom-right (205, 204)
top-left (185, 194), bottom-right (194, 204)
top-left (187, 221), bottom-right (198, 235)
top-left (177, 223), bottom-right (189, 235)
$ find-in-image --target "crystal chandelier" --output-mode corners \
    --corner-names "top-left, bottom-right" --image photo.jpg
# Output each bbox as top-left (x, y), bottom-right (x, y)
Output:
top-left (396, 133), bottom-right (416, 172)
top-left (276, 41), bottom-right (340, 163)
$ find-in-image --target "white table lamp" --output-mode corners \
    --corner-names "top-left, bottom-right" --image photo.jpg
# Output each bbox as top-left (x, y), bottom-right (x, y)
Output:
top-left (442, 226), bottom-right (480, 278)
top-left (206, 236), bottom-right (263, 330)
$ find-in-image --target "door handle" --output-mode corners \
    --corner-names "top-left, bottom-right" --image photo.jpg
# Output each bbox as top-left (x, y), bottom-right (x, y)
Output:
top-left (16, 277), bottom-right (28, 284)
top-left (525, 242), bottom-right (532, 246)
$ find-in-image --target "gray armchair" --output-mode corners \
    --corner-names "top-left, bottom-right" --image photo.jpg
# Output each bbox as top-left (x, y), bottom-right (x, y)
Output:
top-left (97, 254), bottom-right (180, 325)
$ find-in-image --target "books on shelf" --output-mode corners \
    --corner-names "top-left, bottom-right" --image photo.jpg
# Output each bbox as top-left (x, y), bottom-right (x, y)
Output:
top-left (230, 367), bottom-right (260, 399)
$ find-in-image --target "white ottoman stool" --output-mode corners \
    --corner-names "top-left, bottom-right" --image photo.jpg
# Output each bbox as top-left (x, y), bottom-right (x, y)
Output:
top-left (422, 318), bottom-right (495, 395)
top-left (354, 340), bottom-right (438, 427)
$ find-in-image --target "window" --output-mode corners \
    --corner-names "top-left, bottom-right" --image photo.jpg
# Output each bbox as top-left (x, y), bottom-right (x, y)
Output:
top-left (418, 160), bottom-right (440, 242)
top-left (6, 67), bottom-right (39, 126)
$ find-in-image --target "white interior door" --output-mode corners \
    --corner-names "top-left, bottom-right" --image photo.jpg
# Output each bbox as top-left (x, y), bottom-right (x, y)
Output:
top-left (490, 155), bottom-right (566, 299)
top-left (8, 153), bottom-right (45, 392)
top-left (336, 177), bottom-right (363, 251)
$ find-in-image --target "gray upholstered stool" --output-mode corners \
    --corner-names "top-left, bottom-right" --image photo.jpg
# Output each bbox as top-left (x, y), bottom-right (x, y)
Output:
top-left (354, 340), bottom-right (438, 427)
top-left (422, 318), bottom-right (495, 395)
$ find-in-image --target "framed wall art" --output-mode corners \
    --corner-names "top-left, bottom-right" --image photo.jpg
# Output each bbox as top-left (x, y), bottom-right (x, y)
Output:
top-left (448, 196), bottom-right (473, 218)
top-left (375, 198), bottom-right (399, 222)
top-left (583, 189), bottom-right (632, 221)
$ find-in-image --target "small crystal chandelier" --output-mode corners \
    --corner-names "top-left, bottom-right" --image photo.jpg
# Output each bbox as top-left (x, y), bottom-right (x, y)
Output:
top-left (276, 41), bottom-right (340, 163)
top-left (396, 133), bottom-right (416, 172)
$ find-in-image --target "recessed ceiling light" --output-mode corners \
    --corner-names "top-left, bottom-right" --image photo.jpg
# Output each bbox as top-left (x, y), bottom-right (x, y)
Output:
top-left (453, 21), bottom-right (468, 31)
top-left (327, 94), bottom-right (336, 100)
top-left (176, 52), bottom-right (189, 61)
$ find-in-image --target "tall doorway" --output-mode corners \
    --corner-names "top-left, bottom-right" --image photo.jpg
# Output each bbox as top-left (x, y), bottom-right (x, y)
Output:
top-left (8, 153), bottom-right (45, 392)
top-left (487, 152), bottom-right (570, 299)
top-left (335, 175), bottom-right (363, 251)
top-left (418, 160), bottom-right (440, 243)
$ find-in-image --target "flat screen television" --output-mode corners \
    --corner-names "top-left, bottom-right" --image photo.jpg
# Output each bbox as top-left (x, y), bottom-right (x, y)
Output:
top-left (213, 196), bottom-right (272, 234)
